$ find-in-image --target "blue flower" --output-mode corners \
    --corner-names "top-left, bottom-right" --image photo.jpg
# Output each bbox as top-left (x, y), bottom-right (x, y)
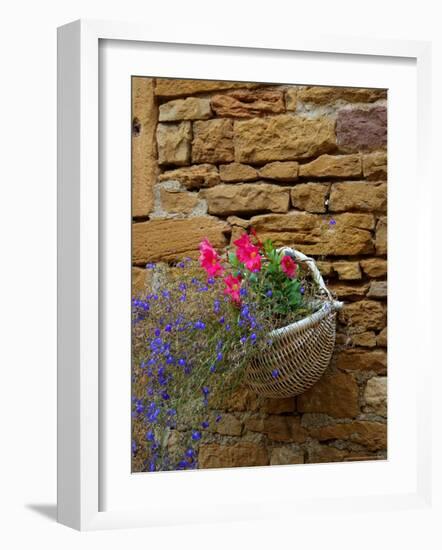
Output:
top-left (146, 430), bottom-right (155, 441)
top-left (179, 282), bottom-right (187, 291)
top-left (208, 277), bottom-right (215, 285)
top-left (272, 369), bottom-right (280, 379)
top-left (178, 358), bottom-right (186, 367)
top-left (148, 460), bottom-right (156, 472)
top-left (219, 316), bottom-right (225, 324)
top-left (131, 440), bottom-right (137, 455)
top-left (250, 333), bottom-right (257, 342)
top-left (165, 324), bottom-right (172, 332)
top-left (185, 448), bottom-right (195, 458)
top-left (202, 386), bottom-right (210, 396)
top-left (215, 415), bottom-right (222, 423)
top-left (146, 263), bottom-right (156, 269)
top-left (201, 421), bottom-right (209, 429)
top-left (216, 352), bottom-right (223, 362)
top-left (266, 289), bottom-right (273, 298)
top-left (194, 320), bottom-right (206, 330)
top-left (329, 219), bottom-right (336, 226)
top-left (213, 300), bottom-right (220, 314)
top-left (154, 328), bottom-right (161, 337)
top-left (210, 364), bottom-right (216, 373)
top-left (177, 261), bottom-right (186, 268)
top-left (161, 391), bottom-right (170, 400)
top-left (240, 287), bottom-right (248, 297)
top-left (300, 287), bottom-right (305, 295)
top-left (240, 336), bottom-right (247, 345)
top-left (191, 431), bottom-right (202, 441)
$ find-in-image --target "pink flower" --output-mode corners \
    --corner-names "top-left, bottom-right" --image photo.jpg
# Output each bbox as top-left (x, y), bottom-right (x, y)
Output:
top-left (233, 233), bottom-right (262, 272)
top-left (281, 255), bottom-right (298, 278)
top-left (199, 239), bottom-right (224, 277)
top-left (223, 274), bottom-right (242, 304)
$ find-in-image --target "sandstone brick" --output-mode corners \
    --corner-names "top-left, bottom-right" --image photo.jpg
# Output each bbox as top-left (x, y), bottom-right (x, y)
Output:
top-left (339, 300), bottom-right (386, 331)
top-left (244, 212), bottom-right (374, 256)
top-left (367, 281), bottom-right (387, 299)
top-left (335, 348), bottom-right (387, 374)
top-left (132, 267), bottom-right (153, 295)
top-left (329, 182), bottom-right (387, 213)
top-left (299, 154), bottom-right (362, 178)
top-left (376, 217), bottom-right (387, 255)
top-left (159, 97), bottom-right (211, 121)
top-left (360, 258), bottom-right (388, 278)
top-left (270, 447), bottom-right (304, 465)
top-left (212, 413), bottom-right (243, 436)
top-left (159, 189), bottom-right (199, 214)
top-left (132, 77), bottom-right (158, 216)
top-left (158, 164), bottom-right (220, 190)
top-left (198, 442), bottom-right (269, 468)
top-left (285, 88), bottom-right (298, 111)
top-left (157, 121), bottom-right (192, 166)
top-left (211, 387), bottom-right (260, 412)
top-left (260, 397), bottom-right (296, 414)
top-left (329, 282), bottom-right (369, 301)
top-left (298, 86), bottom-right (387, 105)
top-left (201, 183), bottom-right (290, 216)
top-left (259, 161), bottom-right (299, 181)
top-left (234, 114), bottom-right (336, 163)
top-left (192, 119), bottom-right (234, 164)
top-left (377, 327), bottom-right (387, 347)
top-left (363, 151), bottom-right (387, 179)
top-left (245, 415), bottom-right (307, 443)
top-left (336, 107), bottom-right (387, 152)
top-left (316, 261), bottom-right (334, 277)
top-left (211, 89), bottom-right (285, 118)
top-left (307, 443), bottom-right (347, 463)
top-left (308, 421), bottom-right (387, 451)
top-left (154, 78), bottom-right (261, 98)
top-left (332, 261), bottom-right (361, 280)
top-left (351, 331), bottom-right (377, 347)
top-left (290, 183), bottom-right (328, 213)
top-left (297, 371), bottom-right (360, 418)
top-left (219, 162), bottom-right (258, 182)
top-left (364, 377), bottom-right (387, 416)
top-left (132, 216), bottom-right (229, 264)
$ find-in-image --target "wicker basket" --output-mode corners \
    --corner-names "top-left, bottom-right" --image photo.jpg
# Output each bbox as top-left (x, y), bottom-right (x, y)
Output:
top-left (245, 247), bottom-right (343, 399)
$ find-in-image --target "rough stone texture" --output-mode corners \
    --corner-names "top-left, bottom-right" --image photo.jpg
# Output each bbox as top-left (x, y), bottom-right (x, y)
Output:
top-left (364, 377), bottom-right (387, 416)
top-left (211, 89), bottom-right (285, 118)
top-left (363, 151), bottom-right (387, 179)
top-left (285, 88), bottom-right (297, 111)
top-left (234, 115), bottom-right (336, 163)
top-left (132, 77), bottom-right (158, 216)
top-left (259, 161), bottom-right (299, 181)
top-left (154, 78), bottom-right (262, 98)
top-left (307, 443), bottom-right (347, 463)
top-left (377, 327), bottom-right (388, 347)
top-left (308, 421), bottom-right (387, 451)
top-left (315, 261), bottom-right (334, 277)
top-left (132, 267), bottom-right (153, 295)
top-left (367, 281), bottom-right (388, 299)
top-left (132, 217), bottom-right (229, 264)
top-left (260, 397), bottom-right (296, 414)
top-left (336, 107), bottom-right (387, 152)
top-left (198, 442), bottom-right (269, 468)
top-left (290, 183), bottom-right (328, 213)
top-left (244, 212), bottom-right (375, 256)
top-left (156, 121), bottom-right (192, 166)
top-left (212, 413), bottom-right (243, 436)
top-left (360, 258), bottom-right (388, 278)
top-left (298, 86), bottom-right (387, 105)
top-left (376, 216), bottom-right (387, 255)
top-left (219, 162), bottom-right (258, 182)
top-left (332, 261), bottom-right (361, 280)
top-left (201, 183), bottom-right (290, 216)
top-left (270, 447), bottom-right (304, 465)
top-left (159, 189), bottom-right (199, 214)
top-left (158, 164), bottom-right (220, 189)
top-left (245, 416), bottom-right (307, 443)
top-left (159, 97), bottom-right (211, 121)
top-left (351, 331), bottom-right (377, 347)
top-left (299, 154), bottom-right (362, 178)
top-left (297, 372), bottom-right (360, 418)
top-left (329, 182), bottom-right (387, 213)
top-left (192, 119), bottom-right (234, 164)
top-left (329, 282), bottom-right (369, 301)
top-left (210, 387), bottom-right (260, 413)
top-left (339, 300), bottom-right (386, 331)
top-left (335, 349), bottom-right (387, 374)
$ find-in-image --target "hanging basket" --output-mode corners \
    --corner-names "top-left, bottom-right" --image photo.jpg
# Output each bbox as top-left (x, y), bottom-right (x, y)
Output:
top-left (245, 247), bottom-right (343, 399)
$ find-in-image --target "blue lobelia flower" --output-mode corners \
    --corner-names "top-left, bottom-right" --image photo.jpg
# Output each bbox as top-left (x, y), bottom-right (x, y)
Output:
top-left (191, 431), bottom-right (202, 441)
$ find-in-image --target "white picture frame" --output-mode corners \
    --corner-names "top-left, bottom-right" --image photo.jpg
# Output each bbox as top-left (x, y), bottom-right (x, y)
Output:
top-left (57, 19), bottom-right (433, 531)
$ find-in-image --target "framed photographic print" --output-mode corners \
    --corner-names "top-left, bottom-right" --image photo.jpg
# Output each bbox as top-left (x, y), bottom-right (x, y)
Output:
top-left (57, 19), bottom-right (433, 530)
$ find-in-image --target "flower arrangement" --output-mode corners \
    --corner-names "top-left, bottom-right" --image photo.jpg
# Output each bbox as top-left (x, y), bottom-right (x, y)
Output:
top-left (131, 229), bottom-right (324, 472)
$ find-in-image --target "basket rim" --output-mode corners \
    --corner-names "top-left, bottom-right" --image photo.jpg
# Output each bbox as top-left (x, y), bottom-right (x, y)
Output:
top-left (268, 299), bottom-right (343, 339)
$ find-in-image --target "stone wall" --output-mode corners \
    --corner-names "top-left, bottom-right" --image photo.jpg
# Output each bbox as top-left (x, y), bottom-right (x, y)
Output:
top-left (132, 77), bottom-right (387, 467)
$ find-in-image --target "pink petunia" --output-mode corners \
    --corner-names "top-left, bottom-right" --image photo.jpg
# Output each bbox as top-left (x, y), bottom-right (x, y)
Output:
top-left (199, 239), bottom-right (224, 277)
top-left (223, 274), bottom-right (242, 304)
top-left (280, 255), bottom-right (298, 278)
top-left (233, 233), bottom-right (262, 272)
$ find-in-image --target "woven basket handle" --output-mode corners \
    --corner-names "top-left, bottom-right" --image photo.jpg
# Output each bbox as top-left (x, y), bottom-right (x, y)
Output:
top-left (278, 247), bottom-right (334, 301)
